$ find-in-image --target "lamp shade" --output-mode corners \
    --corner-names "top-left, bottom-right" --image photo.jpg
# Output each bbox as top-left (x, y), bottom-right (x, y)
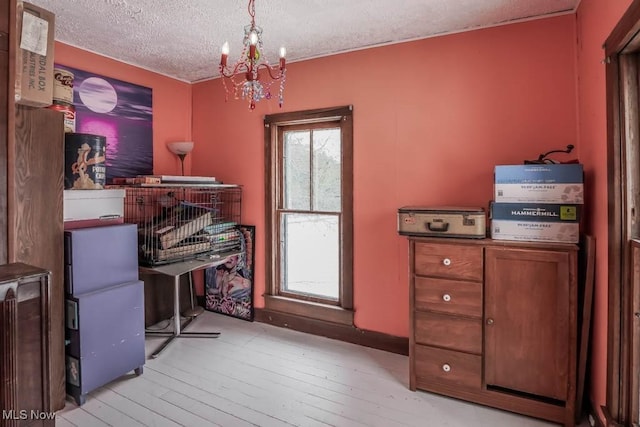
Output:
top-left (167, 141), bottom-right (194, 155)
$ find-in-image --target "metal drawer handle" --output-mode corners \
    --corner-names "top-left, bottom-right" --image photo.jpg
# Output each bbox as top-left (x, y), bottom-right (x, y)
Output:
top-left (442, 258), bottom-right (451, 266)
top-left (442, 364), bottom-right (451, 373)
top-left (442, 294), bottom-right (451, 302)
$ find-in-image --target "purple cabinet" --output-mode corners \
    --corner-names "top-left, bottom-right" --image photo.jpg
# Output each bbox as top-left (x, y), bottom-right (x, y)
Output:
top-left (64, 224), bottom-right (145, 406)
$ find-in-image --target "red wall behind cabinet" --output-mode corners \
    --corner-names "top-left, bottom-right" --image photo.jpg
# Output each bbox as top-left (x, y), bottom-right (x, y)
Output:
top-left (191, 16), bottom-right (578, 337)
top-left (54, 43), bottom-right (193, 176)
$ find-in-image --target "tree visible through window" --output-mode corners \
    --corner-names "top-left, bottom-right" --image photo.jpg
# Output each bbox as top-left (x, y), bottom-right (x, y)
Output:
top-left (281, 127), bottom-right (341, 300)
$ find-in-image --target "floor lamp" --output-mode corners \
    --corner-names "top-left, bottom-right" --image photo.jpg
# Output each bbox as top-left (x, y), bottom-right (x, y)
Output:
top-left (166, 141), bottom-right (203, 317)
top-left (167, 141), bottom-right (194, 176)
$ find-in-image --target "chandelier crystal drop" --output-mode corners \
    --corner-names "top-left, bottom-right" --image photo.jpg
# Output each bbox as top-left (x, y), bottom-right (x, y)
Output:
top-left (219, 0), bottom-right (287, 110)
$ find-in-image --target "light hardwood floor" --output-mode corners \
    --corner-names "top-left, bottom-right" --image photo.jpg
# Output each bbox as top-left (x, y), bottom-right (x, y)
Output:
top-left (55, 311), bottom-right (589, 427)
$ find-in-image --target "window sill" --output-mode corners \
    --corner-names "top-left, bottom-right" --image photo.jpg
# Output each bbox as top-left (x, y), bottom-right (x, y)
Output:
top-left (263, 295), bottom-right (354, 326)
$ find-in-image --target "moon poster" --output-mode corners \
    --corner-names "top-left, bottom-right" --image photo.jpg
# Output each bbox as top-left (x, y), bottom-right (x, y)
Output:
top-left (54, 64), bottom-right (153, 181)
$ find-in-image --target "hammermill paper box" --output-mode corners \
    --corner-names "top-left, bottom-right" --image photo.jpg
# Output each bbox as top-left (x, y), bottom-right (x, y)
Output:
top-left (494, 164), bottom-right (584, 204)
top-left (15, 2), bottom-right (55, 107)
top-left (490, 203), bottom-right (581, 244)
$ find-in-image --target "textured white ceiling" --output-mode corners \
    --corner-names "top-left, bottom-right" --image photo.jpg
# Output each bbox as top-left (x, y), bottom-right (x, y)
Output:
top-left (27, 0), bottom-right (580, 83)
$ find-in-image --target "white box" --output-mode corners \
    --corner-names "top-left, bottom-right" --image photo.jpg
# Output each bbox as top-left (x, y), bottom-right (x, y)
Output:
top-left (494, 164), bottom-right (584, 204)
top-left (63, 189), bottom-right (125, 222)
top-left (494, 164), bottom-right (584, 183)
top-left (494, 183), bottom-right (584, 204)
top-left (491, 220), bottom-right (579, 244)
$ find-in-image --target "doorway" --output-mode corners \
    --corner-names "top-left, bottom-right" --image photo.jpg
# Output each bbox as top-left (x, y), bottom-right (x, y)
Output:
top-left (604, 6), bottom-right (640, 425)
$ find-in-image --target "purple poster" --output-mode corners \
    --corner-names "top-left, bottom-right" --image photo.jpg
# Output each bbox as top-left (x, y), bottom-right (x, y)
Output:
top-left (55, 64), bottom-right (153, 181)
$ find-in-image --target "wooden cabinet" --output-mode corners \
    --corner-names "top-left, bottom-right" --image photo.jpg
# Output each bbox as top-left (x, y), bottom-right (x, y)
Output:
top-left (0, 263), bottom-right (54, 427)
top-left (8, 106), bottom-right (65, 411)
top-left (408, 237), bottom-right (578, 427)
top-left (1, 0), bottom-right (65, 410)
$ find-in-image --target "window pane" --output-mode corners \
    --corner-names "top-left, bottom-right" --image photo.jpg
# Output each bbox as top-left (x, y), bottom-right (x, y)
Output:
top-left (313, 128), bottom-right (341, 212)
top-left (281, 213), bottom-right (339, 300)
top-left (284, 131), bottom-right (310, 210)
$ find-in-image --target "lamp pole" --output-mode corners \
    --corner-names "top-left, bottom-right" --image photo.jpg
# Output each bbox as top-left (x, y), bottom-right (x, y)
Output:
top-left (177, 153), bottom-right (187, 176)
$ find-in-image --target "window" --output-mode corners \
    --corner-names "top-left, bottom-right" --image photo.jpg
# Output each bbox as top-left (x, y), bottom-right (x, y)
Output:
top-left (264, 106), bottom-right (353, 325)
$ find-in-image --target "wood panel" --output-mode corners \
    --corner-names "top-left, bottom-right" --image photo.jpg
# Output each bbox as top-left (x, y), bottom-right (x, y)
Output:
top-left (0, 47), bottom-right (8, 266)
top-left (254, 308), bottom-right (409, 356)
top-left (10, 107), bottom-right (64, 411)
top-left (414, 311), bottom-right (482, 354)
top-left (485, 247), bottom-right (571, 402)
top-left (0, 0), bottom-right (9, 265)
top-left (631, 240), bottom-right (640, 425)
top-left (576, 235), bottom-right (596, 423)
top-left (413, 242), bottom-right (483, 281)
top-left (414, 344), bottom-right (482, 389)
top-left (604, 2), bottom-right (640, 423)
top-left (414, 276), bottom-right (482, 317)
top-left (0, 288), bottom-right (18, 427)
top-left (0, 0), bottom-right (8, 36)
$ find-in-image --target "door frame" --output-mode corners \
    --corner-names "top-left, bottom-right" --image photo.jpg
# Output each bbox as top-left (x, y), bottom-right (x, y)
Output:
top-left (604, 2), bottom-right (640, 424)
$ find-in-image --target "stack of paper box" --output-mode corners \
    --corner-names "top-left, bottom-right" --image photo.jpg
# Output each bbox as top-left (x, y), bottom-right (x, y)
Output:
top-left (491, 164), bottom-right (584, 243)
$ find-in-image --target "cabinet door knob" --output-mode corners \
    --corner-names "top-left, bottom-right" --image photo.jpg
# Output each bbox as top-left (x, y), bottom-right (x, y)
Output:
top-left (442, 258), bottom-right (451, 266)
top-left (442, 364), bottom-right (451, 373)
top-left (486, 318), bottom-right (494, 325)
top-left (442, 294), bottom-right (451, 302)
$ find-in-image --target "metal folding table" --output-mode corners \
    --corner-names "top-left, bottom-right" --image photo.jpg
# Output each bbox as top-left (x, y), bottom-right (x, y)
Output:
top-left (140, 252), bottom-right (240, 358)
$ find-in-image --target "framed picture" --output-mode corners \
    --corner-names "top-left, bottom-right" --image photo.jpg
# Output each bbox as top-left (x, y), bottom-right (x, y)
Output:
top-left (205, 225), bottom-right (255, 321)
top-left (54, 64), bottom-right (154, 182)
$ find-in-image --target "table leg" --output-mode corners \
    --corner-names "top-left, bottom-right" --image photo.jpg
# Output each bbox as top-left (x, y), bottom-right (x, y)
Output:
top-left (147, 268), bottom-right (221, 359)
top-left (173, 274), bottom-right (181, 336)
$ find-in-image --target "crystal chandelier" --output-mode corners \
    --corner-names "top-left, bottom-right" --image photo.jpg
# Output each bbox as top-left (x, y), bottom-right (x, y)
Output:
top-left (219, 0), bottom-right (287, 110)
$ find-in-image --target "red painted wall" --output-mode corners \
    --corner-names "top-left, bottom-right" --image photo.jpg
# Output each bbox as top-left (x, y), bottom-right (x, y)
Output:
top-left (52, 5), bottom-right (637, 421)
top-left (54, 43), bottom-right (193, 176)
top-left (192, 16), bottom-right (578, 336)
top-left (575, 0), bottom-right (633, 420)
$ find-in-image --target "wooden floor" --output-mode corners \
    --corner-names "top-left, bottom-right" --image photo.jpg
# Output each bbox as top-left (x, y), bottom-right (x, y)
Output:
top-left (56, 311), bottom-right (588, 427)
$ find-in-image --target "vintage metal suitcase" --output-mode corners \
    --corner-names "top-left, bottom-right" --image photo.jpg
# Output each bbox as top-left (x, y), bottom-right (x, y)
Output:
top-left (397, 206), bottom-right (486, 238)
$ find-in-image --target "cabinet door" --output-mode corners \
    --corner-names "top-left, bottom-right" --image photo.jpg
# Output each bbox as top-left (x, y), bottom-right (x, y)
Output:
top-left (11, 107), bottom-right (65, 411)
top-left (484, 247), bottom-right (571, 401)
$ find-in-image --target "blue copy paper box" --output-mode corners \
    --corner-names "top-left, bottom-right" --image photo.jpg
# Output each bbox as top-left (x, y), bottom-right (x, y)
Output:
top-left (494, 164), bottom-right (584, 204)
top-left (494, 164), bottom-right (584, 183)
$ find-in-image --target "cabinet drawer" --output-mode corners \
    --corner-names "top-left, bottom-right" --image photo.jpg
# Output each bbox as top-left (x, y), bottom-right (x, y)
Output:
top-left (415, 311), bottom-right (482, 354)
top-left (414, 242), bottom-right (483, 281)
top-left (414, 344), bottom-right (482, 389)
top-left (415, 277), bottom-right (481, 317)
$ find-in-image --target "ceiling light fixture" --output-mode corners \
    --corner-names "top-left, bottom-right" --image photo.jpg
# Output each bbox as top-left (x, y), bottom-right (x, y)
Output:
top-left (219, 0), bottom-right (286, 110)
